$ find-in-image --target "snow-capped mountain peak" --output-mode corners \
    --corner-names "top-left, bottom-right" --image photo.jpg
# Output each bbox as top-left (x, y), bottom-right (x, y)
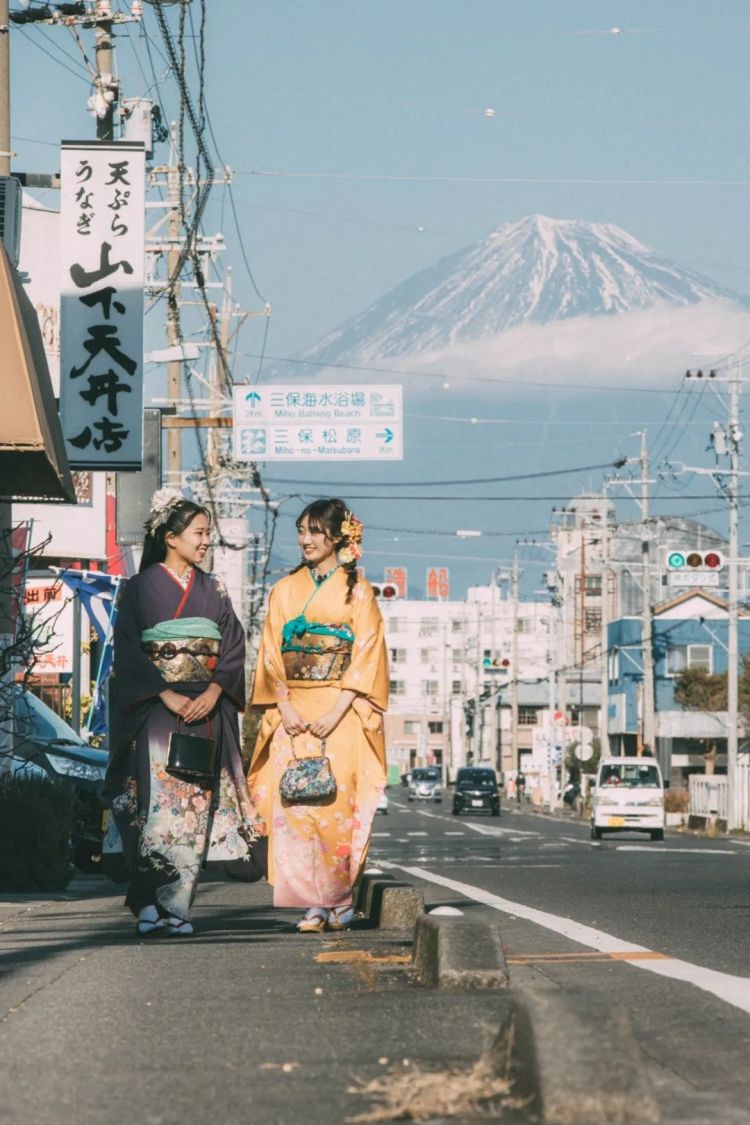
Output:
top-left (302, 215), bottom-right (744, 367)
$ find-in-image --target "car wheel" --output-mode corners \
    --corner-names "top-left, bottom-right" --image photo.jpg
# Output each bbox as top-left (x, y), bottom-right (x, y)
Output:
top-left (407, 797), bottom-right (413, 802)
top-left (452, 807), bottom-right (460, 816)
top-left (650, 829), bottom-right (664, 841)
top-left (591, 825), bottom-right (603, 840)
top-left (73, 841), bottom-right (103, 874)
top-left (491, 808), bottom-right (500, 817)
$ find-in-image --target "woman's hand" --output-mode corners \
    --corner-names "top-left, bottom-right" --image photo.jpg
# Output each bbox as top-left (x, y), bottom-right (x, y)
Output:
top-left (181, 682), bottom-right (223, 724)
top-left (278, 700), bottom-right (309, 737)
top-left (307, 690), bottom-right (356, 741)
top-left (160, 689), bottom-right (192, 718)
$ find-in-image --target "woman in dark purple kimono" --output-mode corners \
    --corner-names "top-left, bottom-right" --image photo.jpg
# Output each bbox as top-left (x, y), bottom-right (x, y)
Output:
top-left (106, 490), bottom-right (265, 936)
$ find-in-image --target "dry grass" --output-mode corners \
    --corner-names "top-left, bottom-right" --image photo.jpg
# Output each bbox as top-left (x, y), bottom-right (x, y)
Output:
top-left (346, 1047), bottom-right (524, 1122)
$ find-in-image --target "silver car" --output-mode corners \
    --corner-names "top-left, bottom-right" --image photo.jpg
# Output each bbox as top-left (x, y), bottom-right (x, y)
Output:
top-left (408, 766), bottom-right (442, 803)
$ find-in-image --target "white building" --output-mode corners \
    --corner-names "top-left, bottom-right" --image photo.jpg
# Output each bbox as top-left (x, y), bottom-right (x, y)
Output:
top-left (379, 582), bottom-right (551, 783)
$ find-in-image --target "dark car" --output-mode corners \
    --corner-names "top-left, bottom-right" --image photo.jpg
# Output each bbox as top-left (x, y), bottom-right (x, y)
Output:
top-left (452, 767), bottom-right (500, 817)
top-left (10, 687), bottom-right (108, 873)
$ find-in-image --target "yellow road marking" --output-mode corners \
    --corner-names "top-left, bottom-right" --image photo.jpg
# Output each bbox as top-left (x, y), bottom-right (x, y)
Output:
top-left (507, 950), bottom-right (670, 965)
top-left (315, 950), bottom-right (412, 965)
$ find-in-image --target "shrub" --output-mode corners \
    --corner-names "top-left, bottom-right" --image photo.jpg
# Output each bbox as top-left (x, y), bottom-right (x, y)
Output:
top-left (0, 776), bottom-right (73, 892)
top-left (664, 787), bottom-right (690, 814)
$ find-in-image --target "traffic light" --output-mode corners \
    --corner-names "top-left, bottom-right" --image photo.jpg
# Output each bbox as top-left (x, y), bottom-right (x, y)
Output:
top-left (372, 581), bottom-right (400, 600)
top-left (665, 550), bottom-right (724, 572)
top-left (482, 656), bottom-right (511, 671)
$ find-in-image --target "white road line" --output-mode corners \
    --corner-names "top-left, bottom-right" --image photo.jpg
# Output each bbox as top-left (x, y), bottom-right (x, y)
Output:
top-left (444, 832), bottom-right (466, 837)
top-left (617, 845), bottom-right (743, 856)
top-left (559, 836), bottom-right (595, 847)
top-left (371, 832), bottom-right (391, 838)
top-left (380, 861), bottom-right (750, 1018)
top-left (407, 832), bottom-right (428, 837)
top-left (461, 822), bottom-right (541, 838)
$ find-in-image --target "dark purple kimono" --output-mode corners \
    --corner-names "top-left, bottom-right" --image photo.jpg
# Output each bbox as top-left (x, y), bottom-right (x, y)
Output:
top-left (105, 563), bottom-right (265, 920)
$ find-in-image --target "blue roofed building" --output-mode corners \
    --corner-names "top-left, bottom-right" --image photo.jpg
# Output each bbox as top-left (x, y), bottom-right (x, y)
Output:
top-left (607, 589), bottom-right (750, 788)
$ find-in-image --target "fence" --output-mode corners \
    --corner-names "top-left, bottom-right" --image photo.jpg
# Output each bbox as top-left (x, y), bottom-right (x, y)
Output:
top-left (689, 758), bottom-right (750, 829)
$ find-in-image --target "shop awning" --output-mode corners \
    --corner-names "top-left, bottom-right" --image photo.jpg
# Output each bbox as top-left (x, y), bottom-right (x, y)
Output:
top-left (0, 243), bottom-right (75, 502)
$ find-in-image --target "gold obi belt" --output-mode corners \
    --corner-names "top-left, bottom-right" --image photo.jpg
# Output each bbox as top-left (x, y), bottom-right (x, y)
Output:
top-left (141, 617), bottom-right (221, 684)
top-left (281, 615), bottom-right (354, 682)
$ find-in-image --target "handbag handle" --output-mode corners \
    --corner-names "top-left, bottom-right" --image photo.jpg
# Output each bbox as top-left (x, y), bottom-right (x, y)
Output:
top-left (289, 733), bottom-right (327, 761)
top-left (176, 715), bottom-right (213, 738)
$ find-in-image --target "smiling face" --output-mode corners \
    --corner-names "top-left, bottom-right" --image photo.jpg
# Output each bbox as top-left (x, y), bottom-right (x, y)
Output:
top-left (164, 512), bottom-right (211, 571)
top-left (297, 515), bottom-right (339, 571)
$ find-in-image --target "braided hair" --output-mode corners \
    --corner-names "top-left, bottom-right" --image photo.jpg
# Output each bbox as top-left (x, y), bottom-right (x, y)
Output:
top-left (292, 498), bottom-right (360, 603)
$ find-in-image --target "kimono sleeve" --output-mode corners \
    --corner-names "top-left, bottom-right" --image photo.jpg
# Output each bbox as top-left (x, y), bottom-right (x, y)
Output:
top-left (251, 586), bottom-right (291, 706)
top-left (212, 587), bottom-right (246, 710)
top-left (340, 582), bottom-right (389, 712)
top-left (112, 578), bottom-right (169, 709)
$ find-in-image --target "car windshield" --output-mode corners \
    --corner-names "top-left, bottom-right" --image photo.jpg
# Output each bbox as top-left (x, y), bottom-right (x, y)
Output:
top-left (12, 689), bottom-right (106, 765)
top-left (458, 771), bottom-right (496, 789)
top-left (598, 764), bottom-right (661, 789)
top-left (412, 768), bottom-right (440, 781)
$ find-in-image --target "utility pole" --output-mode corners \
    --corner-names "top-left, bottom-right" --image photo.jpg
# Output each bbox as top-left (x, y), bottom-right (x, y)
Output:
top-left (510, 553), bottom-right (520, 772)
top-left (599, 506), bottom-right (611, 758)
top-left (727, 363), bottom-right (741, 831)
top-left (165, 150), bottom-right (182, 483)
top-left (94, 0), bottom-right (116, 141)
top-left (640, 431), bottom-right (656, 756)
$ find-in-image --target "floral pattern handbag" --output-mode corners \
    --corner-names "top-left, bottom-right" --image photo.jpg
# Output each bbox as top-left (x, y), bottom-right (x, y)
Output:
top-left (280, 736), bottom-right (337, 804)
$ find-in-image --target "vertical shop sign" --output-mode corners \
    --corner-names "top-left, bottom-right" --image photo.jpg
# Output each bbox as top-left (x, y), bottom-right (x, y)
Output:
top-left (59, 141), bottom-right (146, 470)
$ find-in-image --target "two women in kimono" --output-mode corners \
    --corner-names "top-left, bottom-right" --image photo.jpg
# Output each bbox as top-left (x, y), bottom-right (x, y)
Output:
top-left (108, 490), bottom-right (387, 936)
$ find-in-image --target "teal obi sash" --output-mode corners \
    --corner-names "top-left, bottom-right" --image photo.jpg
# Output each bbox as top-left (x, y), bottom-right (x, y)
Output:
top-left (281, 615), bottom-right (354, 682)
top-left (141, 617), bottom-right (221, 683)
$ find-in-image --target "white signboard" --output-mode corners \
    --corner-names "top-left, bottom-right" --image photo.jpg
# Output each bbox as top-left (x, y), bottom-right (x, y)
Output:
top-left (233, 384), bottom-right (403, 461)
top-left (669, 572), bottom-right (720, 588)
top-left (59, 140), bottom-right (146, 470)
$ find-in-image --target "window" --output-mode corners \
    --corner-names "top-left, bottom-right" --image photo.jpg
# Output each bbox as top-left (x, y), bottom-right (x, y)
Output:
top-left (420, 648), bottom-right (438, 663)
top-left (518, 707), bottom-right (538, 726)
top-left (576, 574), bottom-right (602, 597)
top-left (387, 618), bottom-right (402, 633)
top-left (428, 721), bottom-right (444, 734)
top-left (667, 644), bottom-right (712, 676)
top-left (420, 617), bottom-right (439, 633)
top-left (584, 609), bottom-right (602, 632)
top-left (452, 620), bottom-right (464, 634)
top-left (389, 647), bottom-right (406, 663)
top-left (389, 680), bottom-right (405, 695)
top-left (608, 651), bottom-right (620, 683)
top-left (422, 680), bottom-right (439, 696)
top-left (483, 648), bottom-right (492, 661)
top-left (403, 720), bottom-right (419, 734)
top-left (452, 647), bottom-right (464, 663)
top-left (452, 679), bottom-right (462, 694)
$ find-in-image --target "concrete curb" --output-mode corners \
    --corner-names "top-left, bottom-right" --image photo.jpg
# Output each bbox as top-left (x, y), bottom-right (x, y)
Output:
top-left (412, 912), bottom-right (510, 990)
top-left (356, 872), bottom-right (425, 930)
top-left (498, 980), bottom-right (660, 1124)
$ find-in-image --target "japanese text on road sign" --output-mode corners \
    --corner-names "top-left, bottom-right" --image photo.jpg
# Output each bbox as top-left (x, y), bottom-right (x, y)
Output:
top-left (232, 384), bottom-right (403, 461)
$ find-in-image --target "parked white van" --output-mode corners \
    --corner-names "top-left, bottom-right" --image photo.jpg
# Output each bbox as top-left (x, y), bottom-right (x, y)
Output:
top-left (591, 756), bottom-right (666, 841)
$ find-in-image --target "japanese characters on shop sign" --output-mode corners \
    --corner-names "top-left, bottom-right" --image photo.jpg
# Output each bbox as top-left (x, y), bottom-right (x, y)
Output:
top-left (59, 142), bottom-right (146, 471)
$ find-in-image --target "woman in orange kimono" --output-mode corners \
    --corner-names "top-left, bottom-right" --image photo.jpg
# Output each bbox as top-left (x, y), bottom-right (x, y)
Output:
top-left (249, 499), bottom-right (388, 932)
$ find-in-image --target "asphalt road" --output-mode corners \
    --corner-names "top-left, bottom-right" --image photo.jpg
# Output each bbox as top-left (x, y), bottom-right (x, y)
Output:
top-left (371, 792), bottom-right (750, 1123)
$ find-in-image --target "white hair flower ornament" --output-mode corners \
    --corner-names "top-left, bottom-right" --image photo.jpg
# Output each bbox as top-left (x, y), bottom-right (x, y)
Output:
top-left (146, 488), bottom-right (186, 534)
top-left (339, 511), bottom-right (364, 564)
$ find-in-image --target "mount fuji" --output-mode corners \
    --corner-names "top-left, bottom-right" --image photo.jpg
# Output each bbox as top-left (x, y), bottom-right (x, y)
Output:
top-left (299, 215), bottom-right (749, 375)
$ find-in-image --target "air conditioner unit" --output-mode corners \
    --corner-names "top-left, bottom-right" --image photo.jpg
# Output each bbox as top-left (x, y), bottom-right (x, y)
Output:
top-left (0, 177), bottom-right (23, 267)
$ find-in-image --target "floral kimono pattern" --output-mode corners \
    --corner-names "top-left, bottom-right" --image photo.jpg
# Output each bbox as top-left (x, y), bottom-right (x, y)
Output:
top-left (106, 564), bottom-right (265, 921)
top-left (249, 567), bottom-right (388, 909)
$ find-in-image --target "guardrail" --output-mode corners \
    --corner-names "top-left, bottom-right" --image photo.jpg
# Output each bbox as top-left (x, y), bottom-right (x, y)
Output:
top-left (689, 759), bottom-right (750, 829)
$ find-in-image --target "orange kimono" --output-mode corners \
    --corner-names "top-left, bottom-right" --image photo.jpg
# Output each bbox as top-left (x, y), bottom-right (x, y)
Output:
top-left (248, 567), bottom-right (388, 908)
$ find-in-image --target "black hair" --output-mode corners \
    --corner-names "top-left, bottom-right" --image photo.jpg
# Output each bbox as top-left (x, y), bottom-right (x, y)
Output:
top-left (291, 497), bottom-right (359, 603)
top-left (139, 500), bottom-right (211, 572)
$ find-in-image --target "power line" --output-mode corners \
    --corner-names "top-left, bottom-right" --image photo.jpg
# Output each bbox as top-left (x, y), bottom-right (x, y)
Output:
top-left (264, 460), bottom-right (623, 490)
top-left (237, 169), bottom-right (750, 189)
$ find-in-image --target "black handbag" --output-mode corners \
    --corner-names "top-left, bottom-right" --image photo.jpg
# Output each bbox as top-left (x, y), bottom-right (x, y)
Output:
top-left (166, 717), bottom-right (217, 789)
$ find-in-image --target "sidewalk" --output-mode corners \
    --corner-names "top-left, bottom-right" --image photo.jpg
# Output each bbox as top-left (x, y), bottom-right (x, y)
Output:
top-left (0, 874), bottom-right (513, 1125)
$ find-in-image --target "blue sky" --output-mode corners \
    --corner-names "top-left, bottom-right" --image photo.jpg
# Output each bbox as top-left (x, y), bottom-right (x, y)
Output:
top-left (9, 1), bottom-right (750, 592)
